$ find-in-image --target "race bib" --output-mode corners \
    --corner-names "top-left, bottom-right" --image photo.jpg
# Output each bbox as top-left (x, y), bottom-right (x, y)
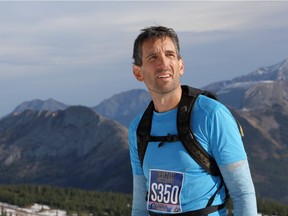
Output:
top-left (147, 169), bottom-right (184, 213)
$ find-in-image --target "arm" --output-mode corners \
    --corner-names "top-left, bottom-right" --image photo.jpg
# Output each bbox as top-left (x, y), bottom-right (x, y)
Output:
top-left (219, 160), bottom-right (257, 216)
top-left (200, 98), bottom-right (257, 215)
top-left (129, 116), bottom-right (149, 216)
top-left (131, 175), bottom-right (149, 216)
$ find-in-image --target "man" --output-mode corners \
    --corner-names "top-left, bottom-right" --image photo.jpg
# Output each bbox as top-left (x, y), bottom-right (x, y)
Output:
top-left (128, 25), bottom-right (257, 216)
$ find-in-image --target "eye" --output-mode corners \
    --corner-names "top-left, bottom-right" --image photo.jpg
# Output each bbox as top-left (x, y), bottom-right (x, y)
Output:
top-left (166, 51), bottom-right (176, 58)
top-left (147, 54), bottom-right (157, 61)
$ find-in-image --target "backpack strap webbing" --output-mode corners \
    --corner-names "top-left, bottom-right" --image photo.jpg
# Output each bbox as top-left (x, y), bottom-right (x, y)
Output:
top-left (177, 85), bottom-right (220, 176)
top-left (137, 101), bottom-right (154, 168)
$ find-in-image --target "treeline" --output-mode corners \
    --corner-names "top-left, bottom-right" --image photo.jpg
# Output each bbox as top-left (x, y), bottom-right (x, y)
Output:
top-left (257, 198), bottom-right (288, 216)
top-left (0, 184), bottom-right (288, 216)
top-left (0, 185), bottom-right (132, 216)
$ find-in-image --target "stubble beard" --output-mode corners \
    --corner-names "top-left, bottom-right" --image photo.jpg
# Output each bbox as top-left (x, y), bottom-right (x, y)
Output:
top-left (148, 76), bottom-right (181, 96)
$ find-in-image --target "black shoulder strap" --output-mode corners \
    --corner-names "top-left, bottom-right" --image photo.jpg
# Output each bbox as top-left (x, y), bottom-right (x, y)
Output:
top-left (177, 85), bottom-right (220, 176)
top-left (137, 101), bottom-right (154, 168)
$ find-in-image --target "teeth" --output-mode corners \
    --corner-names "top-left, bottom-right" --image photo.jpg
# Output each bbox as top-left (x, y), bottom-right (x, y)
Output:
top-left (158, 75), bottom-right (171, 78)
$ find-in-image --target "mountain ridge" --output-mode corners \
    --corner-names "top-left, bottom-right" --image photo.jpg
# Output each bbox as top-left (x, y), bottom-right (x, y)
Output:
top-left (11, 98), bottom-right (69, 114)
top-left (4, 58), bottom-right (288, 118)
top-left (202, 59), bottom-right (288, 111)
top-left (203, 58), bottom-right (288, 92)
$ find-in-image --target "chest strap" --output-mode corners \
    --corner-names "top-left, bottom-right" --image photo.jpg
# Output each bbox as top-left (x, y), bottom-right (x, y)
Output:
top-left (149, 202), bottom-right (226, 216)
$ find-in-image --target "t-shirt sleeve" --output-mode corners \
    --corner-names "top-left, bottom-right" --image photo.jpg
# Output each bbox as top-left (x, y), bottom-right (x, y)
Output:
top-left (208, 105), bottom-right (247, 166)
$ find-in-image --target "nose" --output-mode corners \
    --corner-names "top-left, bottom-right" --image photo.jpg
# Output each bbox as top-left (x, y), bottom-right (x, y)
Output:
top-left (157, 53), bottom-right (169, 68)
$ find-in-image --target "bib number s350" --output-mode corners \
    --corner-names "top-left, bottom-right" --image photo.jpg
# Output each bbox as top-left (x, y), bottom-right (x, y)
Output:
top-left (148, 169), bottom-right (184, 213)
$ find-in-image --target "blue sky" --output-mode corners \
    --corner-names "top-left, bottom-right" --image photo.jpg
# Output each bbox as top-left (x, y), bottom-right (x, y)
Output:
top-left (0, 1), bottom-right (288, 117)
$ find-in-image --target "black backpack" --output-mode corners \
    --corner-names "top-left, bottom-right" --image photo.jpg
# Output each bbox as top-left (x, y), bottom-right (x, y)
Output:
top-left (136, 85), bottom-right (244, 214)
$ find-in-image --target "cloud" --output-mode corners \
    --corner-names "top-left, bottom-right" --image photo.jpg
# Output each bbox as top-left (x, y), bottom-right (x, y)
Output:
top-left (0, 1), bottom-right (288, 116)
top-left (0, 3), bottom-right (141, 71)
top-left (1, 1), bottom-right (287, 75)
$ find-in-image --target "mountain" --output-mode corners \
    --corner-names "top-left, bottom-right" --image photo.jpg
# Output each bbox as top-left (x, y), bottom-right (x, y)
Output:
top-left (4, 90), bottom-right (151, 128)
top-left (204, 59), bottom-right (288, 91)
top-left (93, 89), bottom-right (150, 127)
top-left (231, 58), bottom-right (288, 82)
top-left (11, 98), bottom-right (69, 114)
top-left (203, 59), bottom-right (288, 110)
top-left (0, 106), bottom-right (132, 193)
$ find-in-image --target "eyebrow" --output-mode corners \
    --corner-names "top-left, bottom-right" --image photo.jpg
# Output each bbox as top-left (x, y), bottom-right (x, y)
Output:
top-left (145, 49), bottom-right (176, 58)
top-left (165, 50), bottom-right (176, 55)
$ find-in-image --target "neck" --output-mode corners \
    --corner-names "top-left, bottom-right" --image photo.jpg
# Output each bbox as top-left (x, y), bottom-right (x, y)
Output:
top-left (150, 85), bottom-right (182, 112)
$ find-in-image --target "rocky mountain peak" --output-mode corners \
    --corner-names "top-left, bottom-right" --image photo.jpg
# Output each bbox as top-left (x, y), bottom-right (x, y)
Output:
top-left (93, 89), bottom-right (150, 127)
top-left (11, 98), bottom-right (69, 115)
top-left (233, 58), bottom-right (288, 83)
top-left (203, 59), bottom-right (288, 111)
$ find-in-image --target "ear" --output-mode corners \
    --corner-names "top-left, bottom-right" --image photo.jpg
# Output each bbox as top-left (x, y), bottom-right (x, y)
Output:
top-left (133, 65), bottom-right (144, 82)
top-left (179, 59), bottom-right (184, 76)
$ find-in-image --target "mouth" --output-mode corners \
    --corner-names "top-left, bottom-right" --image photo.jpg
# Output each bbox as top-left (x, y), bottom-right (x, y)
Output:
top-left (157, 74), bottom-right (172, 79)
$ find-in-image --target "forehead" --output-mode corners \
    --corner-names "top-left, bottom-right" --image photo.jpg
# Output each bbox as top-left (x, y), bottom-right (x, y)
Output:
top-left (141, 37), bottom-right (177, 54)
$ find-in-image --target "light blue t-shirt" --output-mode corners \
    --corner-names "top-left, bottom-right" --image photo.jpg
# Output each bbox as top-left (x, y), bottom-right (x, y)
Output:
top-left (129, 95), bottom-right (247, 214)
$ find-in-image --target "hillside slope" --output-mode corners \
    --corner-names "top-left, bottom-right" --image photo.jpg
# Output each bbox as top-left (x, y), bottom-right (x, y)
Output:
top-left (0, 106), bottom-right (132, 193)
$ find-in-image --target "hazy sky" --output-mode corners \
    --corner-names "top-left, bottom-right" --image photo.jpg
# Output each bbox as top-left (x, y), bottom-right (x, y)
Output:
top-left (1, 1), bottom-right (288, 117)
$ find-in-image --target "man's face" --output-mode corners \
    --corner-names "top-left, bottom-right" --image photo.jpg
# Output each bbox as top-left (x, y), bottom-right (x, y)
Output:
top-left (133, 37), bottom-right (184, 95)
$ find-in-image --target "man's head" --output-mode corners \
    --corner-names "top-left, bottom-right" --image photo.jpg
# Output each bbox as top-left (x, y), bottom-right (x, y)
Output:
top-left (133, 26), bottom-right (181, 66)
top-left (132, 25), bottom-right (184, 99)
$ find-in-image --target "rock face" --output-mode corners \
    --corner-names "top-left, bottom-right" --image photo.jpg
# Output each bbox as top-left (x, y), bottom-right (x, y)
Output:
top-left (0, 106), bottom-right (132, 193)
top-left (93, 89), bottom-right (150, 127)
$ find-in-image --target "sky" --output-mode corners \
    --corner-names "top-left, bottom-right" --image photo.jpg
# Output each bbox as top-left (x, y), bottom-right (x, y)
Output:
top-left (0, 1), bottom-right (288, 117)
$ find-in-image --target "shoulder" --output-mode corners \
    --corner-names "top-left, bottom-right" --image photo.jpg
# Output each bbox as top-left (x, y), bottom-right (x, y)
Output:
top-left (194, 94), bottom-right (237, 127)
top-left (194, 95), bottom-right (247, 165)
top-left (194, 94), bottom-right (226, 116)
top-left (128, 110), bottom-right (147, 146)
top-left (128, 112), bottom-right (145, 175)
top-left (129, 112), bottom-right (143, 133)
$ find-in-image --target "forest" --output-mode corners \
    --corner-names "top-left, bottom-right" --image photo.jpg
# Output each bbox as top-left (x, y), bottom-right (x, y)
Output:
top-left (0, 184), bottom-right (287, 216)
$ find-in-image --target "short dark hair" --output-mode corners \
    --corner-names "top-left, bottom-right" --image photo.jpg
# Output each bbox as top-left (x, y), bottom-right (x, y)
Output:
top-left (132, 26), bottom-right (181, 66)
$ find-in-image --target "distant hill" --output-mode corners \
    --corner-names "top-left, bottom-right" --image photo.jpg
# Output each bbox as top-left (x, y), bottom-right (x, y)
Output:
top-left (3, 91), bottom-right (151, 128)
top-left (0, 106), bottom-right (132, 193)
top-left (93, 89), bottom-right (150, 127)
